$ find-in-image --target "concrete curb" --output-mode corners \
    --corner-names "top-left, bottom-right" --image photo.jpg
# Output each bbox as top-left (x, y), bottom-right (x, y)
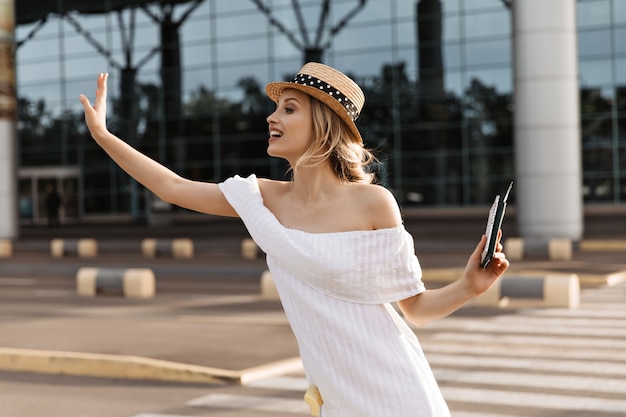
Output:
top-left (577, 269), bottom-right (626, 287)
top-left (0, 347), bottom-right (303, 386)
top-left (579, 239), bottom-right (626, 251)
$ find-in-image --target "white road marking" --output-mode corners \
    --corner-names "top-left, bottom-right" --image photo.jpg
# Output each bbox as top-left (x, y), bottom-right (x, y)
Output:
top-left (435, 369), bottom-right (626, 395)
top-left (187, 393), bottom-right (309, 413)
top-left (427, 353), bottom-right (626, 376)
top-left (442, 386), bottom-right (626, 413)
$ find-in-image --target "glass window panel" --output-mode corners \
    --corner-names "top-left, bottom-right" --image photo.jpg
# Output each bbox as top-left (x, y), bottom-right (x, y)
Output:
top-left (334, 22), bottom-right (393, 50)
top-left (63, 54), bottom-right (111, 79)
top-left (216, 36), bottom-right (268, 63)
top-left (443, 42), bottom-right (461, 69)
top-left (579, 59), bottom-right (613, 87)
top-left (216, 11), bottom-right (267, 38)
top-left (582, 112), bottom-right (613, 149)
top-left (215, 62), bottom-right (271, 97)
top-left (341, 1), bottom-right (391, 22)
top-left (444, 70), bottom-right (464, 96)
top-left (577, 0), bottom-right (611, 28)
top-left (581, 86), bottom-right (614, 116)
top-left (463, 0), bottom-right (505, 11)
top-left (465, 67), bottom-right (512, 94)
top-left (181, 42), bottom-right (212, 68)
top-left (215, 1), bottom-right (258, 14)
top-left (583, 174), bottom-right (615, 202)
top-left (64, 39), bottom-right (115, 62)
top-left (617, 87), bottom-right (626, 113)
top-left (614, 27), bottom-right (626, 54)
top-left (394, 44), bottom-right (418, 78)
top-left (332, 52), bottom-right (395, 79)
top-left (465, 39), bottom-right (511, 67)
top-left (266, 32), bottom-right (302, 61)
top-left (394, 20), bottom-right (417, 50)
top-left (614, 0), bottom-right (626, 24)
top-left (183, 16), bottom-right (211, 44)
top-left (617, 58), bottom-right (626, 84)
top-left (17, 61), bottom-right (61, 84)
top-left (578, 29), bottom-right (612, 58)
top-left (16, 29), bottom-right (60, 61)
top-left (442, 0), bottom-right (461, 14)
top-left (443, 16), bottom-right (461, 41)
top-left (463, 10), bottom-right (510, 38)
top-left (399, 149), bottom-right (464, 205)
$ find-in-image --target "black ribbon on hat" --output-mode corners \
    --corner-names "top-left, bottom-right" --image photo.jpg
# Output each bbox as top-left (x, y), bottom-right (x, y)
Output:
top-left (290, 73), bottom-right (360, 121)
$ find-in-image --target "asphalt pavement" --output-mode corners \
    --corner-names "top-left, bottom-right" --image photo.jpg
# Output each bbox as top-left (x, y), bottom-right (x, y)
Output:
top-left (0, 208), bottom-right (625, 417)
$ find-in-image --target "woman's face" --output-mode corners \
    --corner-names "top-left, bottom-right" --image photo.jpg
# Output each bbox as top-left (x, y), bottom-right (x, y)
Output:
top-left (266, 88), bottom-right (314, 163)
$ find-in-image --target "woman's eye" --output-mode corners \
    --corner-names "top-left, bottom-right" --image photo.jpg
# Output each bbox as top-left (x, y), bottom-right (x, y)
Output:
top-left (285, 107), bottom-right (294, 114)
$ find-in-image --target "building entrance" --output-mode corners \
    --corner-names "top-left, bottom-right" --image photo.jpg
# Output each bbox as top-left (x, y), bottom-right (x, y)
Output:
top-left (18, 166), bottom-right (81, 225)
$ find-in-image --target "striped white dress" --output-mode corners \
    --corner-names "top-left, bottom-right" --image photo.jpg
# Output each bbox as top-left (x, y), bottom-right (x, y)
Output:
top-left (219, 174), bottom-right (450, 417)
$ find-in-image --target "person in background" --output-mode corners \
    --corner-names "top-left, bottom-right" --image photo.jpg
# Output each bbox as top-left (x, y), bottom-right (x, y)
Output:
top-left (80, 63), bottom-right (509, 417)
top-left (44, 183), bottom-right (61, 227)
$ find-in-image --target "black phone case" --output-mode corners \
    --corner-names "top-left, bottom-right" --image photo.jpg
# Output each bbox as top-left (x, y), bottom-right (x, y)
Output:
top-left (480, 181), bottom-right (513, 268)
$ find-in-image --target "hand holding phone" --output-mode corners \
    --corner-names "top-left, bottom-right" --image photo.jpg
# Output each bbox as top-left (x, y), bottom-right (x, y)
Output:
top-left (480, 181), bottom-right (513, 268)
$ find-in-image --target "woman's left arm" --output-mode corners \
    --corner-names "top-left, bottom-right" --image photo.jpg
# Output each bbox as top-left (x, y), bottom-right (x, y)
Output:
top-left (398, 233), bottom-right (509, 327)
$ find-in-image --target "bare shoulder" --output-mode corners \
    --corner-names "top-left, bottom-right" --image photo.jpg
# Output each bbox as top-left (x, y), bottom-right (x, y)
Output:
top-left (256, 177), bottom-right (290, 202)
top-left (350, 182), bottom-right (403, 230)
top-left (257, 177), bottom-right (289, 192)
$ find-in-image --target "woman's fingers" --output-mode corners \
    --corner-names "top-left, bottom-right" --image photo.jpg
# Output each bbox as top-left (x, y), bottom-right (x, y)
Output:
top-left (78, 94), bottom-right (91, 109)
top-left (94, 73), bottom-right (108, 110)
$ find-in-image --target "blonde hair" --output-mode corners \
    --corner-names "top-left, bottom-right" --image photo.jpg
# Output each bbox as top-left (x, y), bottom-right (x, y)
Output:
top-left (292, 97), bottom-right (376, 184)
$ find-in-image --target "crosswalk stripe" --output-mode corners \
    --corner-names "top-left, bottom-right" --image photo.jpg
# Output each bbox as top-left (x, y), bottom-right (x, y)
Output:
top-left (426, 319), bottom-right (626, 337)
top-left (489, 315), bottom-right (626, 328)
top-left (186, 393), bottom-right (309, 413)
top-left (435, 369), bottom-right (626, 395)
top-left (128, 284), bottom-right (626, 417)
top-left (511, 308), bottom-right (626, 319)
top-left (441, 386), bottom-right (626, 413)
top-left (248, 366), bottom-right (626, 400)
top-left (451, 412), bottom-right (528, 417)
top-left (423, 342), bottom-right (626, 362)
top-left (0, 278), bottom-right (36, 286)
top-left (428, 353), bottom-right (626, 376)
top-left (430, 332), bottom-right (626, 349)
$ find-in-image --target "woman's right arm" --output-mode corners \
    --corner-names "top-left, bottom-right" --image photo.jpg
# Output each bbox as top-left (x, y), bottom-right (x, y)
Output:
top-left (79, 73), bottom-right (237, 217)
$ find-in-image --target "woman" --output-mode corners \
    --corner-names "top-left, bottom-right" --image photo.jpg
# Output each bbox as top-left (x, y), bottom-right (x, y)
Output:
top-left (80, 62), bottom-right (509, 416)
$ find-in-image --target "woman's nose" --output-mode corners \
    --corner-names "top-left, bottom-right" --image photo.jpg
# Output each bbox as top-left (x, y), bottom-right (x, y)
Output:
top-left (266, 109), bottom-right (278, 124)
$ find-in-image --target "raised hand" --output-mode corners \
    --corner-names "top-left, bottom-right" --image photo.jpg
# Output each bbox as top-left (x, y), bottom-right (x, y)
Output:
top-left (79, 73), bottom-right (109, 140)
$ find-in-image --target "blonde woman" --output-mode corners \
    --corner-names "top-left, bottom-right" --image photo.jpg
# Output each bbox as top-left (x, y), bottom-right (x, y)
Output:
top-left (80, 62), bottom-right (509, 416)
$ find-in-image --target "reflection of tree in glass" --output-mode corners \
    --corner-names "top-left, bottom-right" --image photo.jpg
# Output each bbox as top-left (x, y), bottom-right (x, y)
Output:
top-left (17, 62), bottom-right (516, 208)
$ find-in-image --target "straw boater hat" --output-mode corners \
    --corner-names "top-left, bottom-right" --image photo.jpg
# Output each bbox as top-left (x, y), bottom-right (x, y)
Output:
top-left (266, 62), bottom-right (365, 144)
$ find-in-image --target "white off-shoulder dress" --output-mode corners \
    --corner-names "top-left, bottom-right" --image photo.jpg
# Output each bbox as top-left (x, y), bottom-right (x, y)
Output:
top-left (219, 174), bottom-right (450, 417)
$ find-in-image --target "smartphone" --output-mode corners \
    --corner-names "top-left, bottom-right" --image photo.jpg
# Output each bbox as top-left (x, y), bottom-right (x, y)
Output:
top-left (480, 181), bottom-right (513, 268)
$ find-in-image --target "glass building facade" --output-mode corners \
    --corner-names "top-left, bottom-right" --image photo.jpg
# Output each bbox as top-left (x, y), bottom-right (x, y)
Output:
top-left (12, 0), bottom-right (625, 222)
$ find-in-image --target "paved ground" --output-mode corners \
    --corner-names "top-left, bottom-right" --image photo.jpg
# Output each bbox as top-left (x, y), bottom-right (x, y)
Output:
top-left (1, 209), bottom-right (626, 417)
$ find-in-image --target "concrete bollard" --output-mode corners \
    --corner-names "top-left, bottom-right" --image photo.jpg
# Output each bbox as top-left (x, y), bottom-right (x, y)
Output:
top-left (0, 239), bottom-right (12, 257)
top-left (242, 238), bottom-right (262, 260)
top-left (142, 238), bottom-right (194, 258)
top-left (76, 267), bottom-right (156, 299)
top-left (543, 274), bottom-right (580, 308)
top-left (51, 238), bottom-right (98, 258)
top-left (260, 270), bottom-right (280, 301)
top-left (474, 274), bottom-right (580, 308)
top-left (548, 238), bottom-right (573, 261)
top-left (504, 237), bottom-right (524, 261)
